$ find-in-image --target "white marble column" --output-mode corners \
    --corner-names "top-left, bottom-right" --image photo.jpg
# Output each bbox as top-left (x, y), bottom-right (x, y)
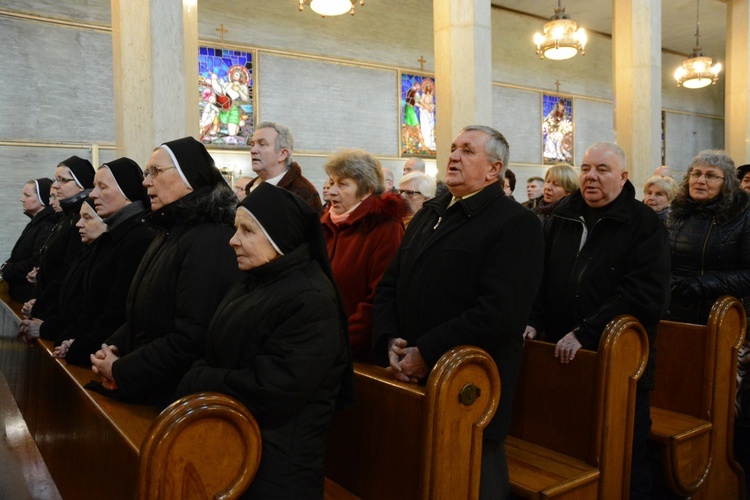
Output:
top-left (433, 0), bottom-right (493, 179)
top-left (612, 0), bottom-right (661, 191)
top-left (725, 0), bottom-right (750, 164)
top-left (111, 0), bottom-right (198, 165)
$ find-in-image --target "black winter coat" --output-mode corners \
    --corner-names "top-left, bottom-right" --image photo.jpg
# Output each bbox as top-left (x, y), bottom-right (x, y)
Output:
top-left (666, 191), bottom-right (750, 324)
top-left (107, 185), bottom-right (241, 404)
top-left (62, 205), bottom-right (155, 366)
top-left (2, 206), bottom-right (56, 302)
top-left (177, 246), bottom-right (351, 498)
top-left (528, 181), bottom-right (671, 390)
top-left (373, 182), bottom-right (544, 441)
top-left (33, 194), bottom-right (87, 320)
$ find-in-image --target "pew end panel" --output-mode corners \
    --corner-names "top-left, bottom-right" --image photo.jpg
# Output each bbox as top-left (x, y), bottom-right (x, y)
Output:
top-left (325, 346), bottom-right (500, 500)
top-left (507, 315), bottom-right (648, 499)
top-left (651, 295), bottom-right (747, 499)
top-left (138, 392), bottom-right (262, 500)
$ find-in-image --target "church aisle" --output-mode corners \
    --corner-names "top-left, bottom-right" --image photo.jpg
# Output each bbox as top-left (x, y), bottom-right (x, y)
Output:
top-left (0, 370), bottom-right (60, 500)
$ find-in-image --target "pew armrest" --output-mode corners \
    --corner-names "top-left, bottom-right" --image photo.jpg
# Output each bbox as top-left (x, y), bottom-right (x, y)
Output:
top-left (138, 392), bottom-right (262, 500)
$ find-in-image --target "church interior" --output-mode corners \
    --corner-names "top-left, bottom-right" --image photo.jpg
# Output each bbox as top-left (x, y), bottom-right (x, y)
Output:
top-left (0, 1), bottom-right (746, 498)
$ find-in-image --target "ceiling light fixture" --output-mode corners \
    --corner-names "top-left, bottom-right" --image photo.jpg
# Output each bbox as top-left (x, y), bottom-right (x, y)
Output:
top-left (533, 0), bottom-right (587, 60)
top-left (674, 0), bottom-right (721, 89)
top-left (298, 0), bottom-right (364, 17)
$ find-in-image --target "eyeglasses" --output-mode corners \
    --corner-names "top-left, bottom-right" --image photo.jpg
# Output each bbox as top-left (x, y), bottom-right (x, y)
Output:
top-left (689, 171), bottom-right (724, 182)
top-left (53, 176), bottom-right (76, 184)
top-left (144, 166), bottom-right (176, 178)
top-left (398, 189), bottom-right (423, 198)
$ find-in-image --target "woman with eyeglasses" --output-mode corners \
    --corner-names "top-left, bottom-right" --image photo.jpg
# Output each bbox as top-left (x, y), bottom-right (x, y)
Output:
top-left (666, 150), bottom-right (750, 323)
top-left (90, 137), bottom-right (240, 405)
top-left (398, 171), bottom-right (436, 227)
top-left (321, 149), bottom-right (406, 361)
top-left (666, 150), bottom-right (750, 463)
top-left (25, 156), bottom-right (96, 322)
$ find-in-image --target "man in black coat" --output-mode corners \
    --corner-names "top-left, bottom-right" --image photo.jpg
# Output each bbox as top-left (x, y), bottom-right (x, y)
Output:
top-left (525, 141), bottom-right (670, 499)
top-left (2, 178), bottom-right (55, 302)
top-left (373, 125), bottom-right (544, 499)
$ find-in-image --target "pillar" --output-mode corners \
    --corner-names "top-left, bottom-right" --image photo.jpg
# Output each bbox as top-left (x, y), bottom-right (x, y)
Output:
top-left (725, 0), bottom-right (750, 164)
top-left (433, 0), bottom-right (494, 178)
top-left (111, 0), bottom-right (198, 165)
top-left (612, 0), bottom-right (661, 190)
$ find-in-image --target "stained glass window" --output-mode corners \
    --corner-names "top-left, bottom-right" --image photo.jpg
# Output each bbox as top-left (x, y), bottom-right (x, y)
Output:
top-left (198, 46), bottom-right (254, 147)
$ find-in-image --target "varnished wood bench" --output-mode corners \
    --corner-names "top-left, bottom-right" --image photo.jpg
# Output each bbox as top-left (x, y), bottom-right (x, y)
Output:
top-left (651, 295), bottom-right (747, 499)
top-left (507, 315), bottom-right (649, 499)
top-left (325, 346), bottom-right (501, 499)
top-left (2, 282), bottom-right (499, 499)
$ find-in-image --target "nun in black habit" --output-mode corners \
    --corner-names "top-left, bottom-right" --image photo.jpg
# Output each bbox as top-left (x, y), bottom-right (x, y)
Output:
top-left (30, 155), bottom-right (95, 320)
top-left (56, 157), bottom-right (155, 365)
top-left (2, 178), bottom-right (56, 302)
top-left (91, 137), bottom-right (240, 405)
top-left (175, 182), bottom-right (354, 499)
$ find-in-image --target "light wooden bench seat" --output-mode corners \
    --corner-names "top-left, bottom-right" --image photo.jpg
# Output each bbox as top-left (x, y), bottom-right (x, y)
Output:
top-left (507, 315), bottom-right (649, 499)
top-left (325, 346), bottom-right (501, 499)
top-left (651, 295), bottom-right (747, 499)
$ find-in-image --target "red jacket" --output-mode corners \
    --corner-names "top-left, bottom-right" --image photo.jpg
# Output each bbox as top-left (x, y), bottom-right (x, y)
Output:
top-left (322, 194), bottom-right (406, 361)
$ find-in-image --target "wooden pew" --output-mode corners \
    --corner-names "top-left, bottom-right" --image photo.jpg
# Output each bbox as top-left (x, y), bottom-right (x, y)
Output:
top-left (506, 315), bottom-right (649, 499)
top-left (325, 346), bottom-right (501, 500)
top-left (650, 295), bottom-right (747, 499)
top-left (2, 282), bottom-right (497, 499)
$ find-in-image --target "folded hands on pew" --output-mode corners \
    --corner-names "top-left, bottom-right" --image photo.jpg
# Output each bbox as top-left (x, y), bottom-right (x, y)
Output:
top-left (53, 339), bottom-right (74, 358)
top-left (17, 318), bottom-right (43, 345)
top-left (386, 337), bottom-right (428, 383)
top-left (91, 344), bottom-right (119, 390)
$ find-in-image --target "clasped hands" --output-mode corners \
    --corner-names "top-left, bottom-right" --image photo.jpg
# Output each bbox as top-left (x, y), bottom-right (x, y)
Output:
top-left (386, 338), bottom-right (428, 383)
top-left (90, 344), bottom-right (119, 390)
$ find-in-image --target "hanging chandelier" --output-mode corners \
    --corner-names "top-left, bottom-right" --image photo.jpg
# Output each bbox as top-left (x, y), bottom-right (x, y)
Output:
top-left (674, 0), bottom-right (721, 89)
top-left (298, 0), bottom-right (364, 17)
top-left (533, 0), bottom-right (587, 60)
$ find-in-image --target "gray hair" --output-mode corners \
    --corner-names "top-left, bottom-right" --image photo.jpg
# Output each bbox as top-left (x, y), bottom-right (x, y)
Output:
top-left (381, 167), bottom-right (394, 183)
top-left (257, 121), bottom-right (294, 166)
top-left (679, 149), bottom-right (739, 197)
top-left (583, 142), bottom-right (627, 171)
top-left (460, 125), bottom-right (510, 177)
top-left (644, 175), bottom-right (679, 201)
top-left (399, 171), bottom-right (437, 198)
top-left (404, 157), bottom-right (426, 172)
top-left (325, 149), bottom-right (385, 197)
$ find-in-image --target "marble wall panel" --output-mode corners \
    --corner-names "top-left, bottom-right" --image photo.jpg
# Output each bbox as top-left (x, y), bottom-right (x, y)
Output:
top-left (492, 86), bottom-right (542, 165)
top-left (258, 54), bottom-right (398, 156)
top-left (664, 112), bottom-right (725, 173)
top-left (0, 17), bottom-right (114, 144)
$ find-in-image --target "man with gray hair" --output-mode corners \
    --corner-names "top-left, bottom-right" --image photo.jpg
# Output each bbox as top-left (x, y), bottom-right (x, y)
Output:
top-left (402, 157), bottom-right (425, 175)
top-left (246, 121), bottom-right (323, 214)
top-left (375, 125), bottom-right (544, 499)
top-left (524, 141), bottom-right (670, 499)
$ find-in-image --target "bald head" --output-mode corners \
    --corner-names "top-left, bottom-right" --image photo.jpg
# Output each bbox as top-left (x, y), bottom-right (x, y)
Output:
top-left (403, 157), bottom-right (425, 175)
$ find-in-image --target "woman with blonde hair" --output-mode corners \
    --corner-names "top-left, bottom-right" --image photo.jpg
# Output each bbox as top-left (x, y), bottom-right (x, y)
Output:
top-left (533, 164), bottom-right (579, 225)
top-left (643, 175), bottom-right (678, 221)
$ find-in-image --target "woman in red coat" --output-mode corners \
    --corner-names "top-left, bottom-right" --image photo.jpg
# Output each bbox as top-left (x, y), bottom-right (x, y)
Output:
top-left (322, 149), bottom-right (406, 361)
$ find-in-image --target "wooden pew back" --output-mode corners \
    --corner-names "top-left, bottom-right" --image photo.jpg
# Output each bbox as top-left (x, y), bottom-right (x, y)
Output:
top-left (650, 296), bottom-right (747, 499)
top-left (508, 315), bottom-right (649, 498)
top-left (325, 346), bottom-right (501, 500)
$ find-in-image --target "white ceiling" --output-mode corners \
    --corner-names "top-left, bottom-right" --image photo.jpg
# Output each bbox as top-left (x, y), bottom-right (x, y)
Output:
top-left (490, 0), bottom-right (727, 60)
